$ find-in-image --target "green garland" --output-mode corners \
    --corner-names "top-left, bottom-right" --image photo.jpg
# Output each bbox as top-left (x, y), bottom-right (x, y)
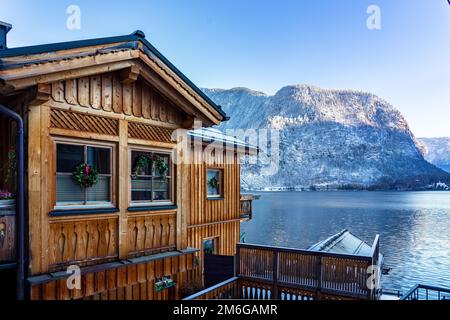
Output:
top-left (72, 163), bottom-right (99, 188)
top-left (133, 155), bottom-right (168, 177)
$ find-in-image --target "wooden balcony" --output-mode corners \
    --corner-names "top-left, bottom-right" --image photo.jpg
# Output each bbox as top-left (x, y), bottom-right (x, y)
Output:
top-left (240, 194), bottom-right (260, 221)
top-left (185, 238), bottom-right (381, 300)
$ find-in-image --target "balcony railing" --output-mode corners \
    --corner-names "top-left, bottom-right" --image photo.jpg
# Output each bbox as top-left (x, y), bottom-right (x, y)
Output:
top-left (185, 239), bottom-right (381, 300)
top-left (401, 284), bottom-right (450, 300)
top-left (240, 194), bottom-right (259, 221)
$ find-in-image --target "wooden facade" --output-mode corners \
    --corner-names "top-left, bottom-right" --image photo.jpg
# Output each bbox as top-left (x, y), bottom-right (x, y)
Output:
top-left (0, 31), bottom-right (254, 300)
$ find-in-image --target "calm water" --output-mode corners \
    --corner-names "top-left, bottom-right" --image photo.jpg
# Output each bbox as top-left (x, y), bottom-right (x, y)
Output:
top-left (241, 191), bottom-right (450, 293)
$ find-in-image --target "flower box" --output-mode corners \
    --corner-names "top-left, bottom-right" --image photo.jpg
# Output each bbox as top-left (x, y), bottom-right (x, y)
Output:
top-left (0, 199), bottom-right (15, 209)
top-left (155, 277), bottom-right (176, 292)
top-left (0, 190), bottom-right (15, 211)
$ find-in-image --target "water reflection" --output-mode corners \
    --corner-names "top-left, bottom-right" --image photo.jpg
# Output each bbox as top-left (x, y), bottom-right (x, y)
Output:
top-left (241, 191), bottom-right (450, 293)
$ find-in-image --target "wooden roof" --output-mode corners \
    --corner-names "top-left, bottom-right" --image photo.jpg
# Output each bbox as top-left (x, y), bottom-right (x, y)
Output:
top-left (0, 31), bottom-right (227, 126)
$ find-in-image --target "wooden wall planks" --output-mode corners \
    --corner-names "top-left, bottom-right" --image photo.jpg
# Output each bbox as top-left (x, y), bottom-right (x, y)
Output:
top-left (30, 251), bottom-right (197, 300)
top-left (50, 73), bottom-right (184, 125)
top-left (48, 217), bottom-right (119, 270)
top-left (188, 150), bottom-right (241, 226)
top-left (186, 148), bottom-right (242, 284)
top-left (127, 213), bottom-right (177, 257)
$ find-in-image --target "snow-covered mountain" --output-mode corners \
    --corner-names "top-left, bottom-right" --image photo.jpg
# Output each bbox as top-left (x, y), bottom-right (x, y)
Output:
top-left (419, 138), bottom-right (450, 173)
top-left (204, 85), bottom-right (450, 190)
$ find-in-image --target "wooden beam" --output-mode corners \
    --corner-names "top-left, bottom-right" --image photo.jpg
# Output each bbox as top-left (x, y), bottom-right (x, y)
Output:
top-left (49, 127), bottom-right (120, 142)
top-left (29, 83), bottom-right (51, 106)
top-left (136, 61), bottom-right (214, 127)
top-left (127, 138), bottom-right (176, 149)
top-left (0, 49), bottom-right (139, 82)
top-left (138, 51), bottom-right (222, 125)
top-left (3, 60), bottom-right (135, 92)
top-left (181, 116), bottom-right (197, 129)
top-left (119, 66), bottom-right (140, 85)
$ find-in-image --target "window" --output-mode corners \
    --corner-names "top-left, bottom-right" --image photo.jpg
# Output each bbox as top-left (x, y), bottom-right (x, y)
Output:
top-left (203, 238), bottom-right (218, 255)
top-left (56, 142), bottom-right (113, 207)
top-left (130, 149), bottom-right (172, 204)
top-left (207, 169), bottom-right (223, 198)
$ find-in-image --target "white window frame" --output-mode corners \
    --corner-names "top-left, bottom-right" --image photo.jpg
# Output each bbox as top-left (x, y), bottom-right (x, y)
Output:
top-left (53, 138), bottom-right (115, 211)
top-left (128, 146), bottom-right (175, 207)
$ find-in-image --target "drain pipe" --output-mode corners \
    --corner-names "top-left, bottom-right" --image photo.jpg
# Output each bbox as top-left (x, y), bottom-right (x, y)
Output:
top-left (0, 104), bottom-right (25, 300)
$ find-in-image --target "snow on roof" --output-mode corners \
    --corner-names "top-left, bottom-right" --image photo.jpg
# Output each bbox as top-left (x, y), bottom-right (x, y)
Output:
top-left (187, 128), bottom-right (258, 153)
top-left (308, 229), bottom-right (373, 256)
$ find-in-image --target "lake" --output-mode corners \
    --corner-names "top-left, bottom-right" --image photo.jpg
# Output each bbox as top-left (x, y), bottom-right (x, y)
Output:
top-left (240, 191), bottom-right (450, 294)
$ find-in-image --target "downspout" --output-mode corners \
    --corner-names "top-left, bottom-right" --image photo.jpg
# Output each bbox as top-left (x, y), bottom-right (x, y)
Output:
top-left (0, 104), bottom-right (25, 300)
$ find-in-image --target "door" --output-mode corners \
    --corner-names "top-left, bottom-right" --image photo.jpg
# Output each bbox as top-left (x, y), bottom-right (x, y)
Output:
top-left (203, 237), bottom-right (234, 287)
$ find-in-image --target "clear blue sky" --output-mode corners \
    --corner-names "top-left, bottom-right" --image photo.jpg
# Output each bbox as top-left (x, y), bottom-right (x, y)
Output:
top-left (1, 0), bottom-right (449, 137)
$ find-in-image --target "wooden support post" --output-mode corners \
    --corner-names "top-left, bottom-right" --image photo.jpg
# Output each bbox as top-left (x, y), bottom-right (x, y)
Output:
top-left (273, 250), bottom-right (279, 299)
top-left (316, 255), bottom-right (322, 300)
top-left (28, 104), bottom-right (42, 274)
top-left (235, 245), bottom-right (240, 277)
top-left (176, 143), bottom-right (189, 250)
top-left (118, 120), bottom-right (129, 259)
top-left (40, 105), bottom-right (51, 273)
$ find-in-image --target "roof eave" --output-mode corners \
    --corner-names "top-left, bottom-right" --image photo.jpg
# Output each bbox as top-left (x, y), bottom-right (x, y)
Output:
top-left (0, 31), bottom-right (227, 121)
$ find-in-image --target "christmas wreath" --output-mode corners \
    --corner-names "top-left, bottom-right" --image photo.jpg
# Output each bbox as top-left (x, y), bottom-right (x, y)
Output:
top-left (72, 163), bottom-right (99, 188)
top-left (208, 176), bottom-right (219, 190)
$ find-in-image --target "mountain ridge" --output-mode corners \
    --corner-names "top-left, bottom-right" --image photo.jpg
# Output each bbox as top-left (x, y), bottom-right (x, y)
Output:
top-left (203, 85), bottom-right (450, 190)
top-left (419, 137), bottom-right (450, 173)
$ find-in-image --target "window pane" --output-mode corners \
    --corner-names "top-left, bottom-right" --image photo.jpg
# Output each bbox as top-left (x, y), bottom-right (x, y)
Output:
top-left (87, 147), bottom-right (111, 174)
top-left (131, 151), bottom-right (152, 176)
top-left (207, 170), bottom-right (221, 196)
top-left (131, 177), bottom-right (152, 201)
top-left (153, 153), bottom-right (170, 177)
top-left (153, 177), bottom-right (170, 201)
top-left (57, 144), bottom-right (84, 173)
top-left (56, 175), bottom-right (84, 203)
top-left (87, 176), bottom-right (110, 202)
top-left (203, 239), bottom-right (216, 255)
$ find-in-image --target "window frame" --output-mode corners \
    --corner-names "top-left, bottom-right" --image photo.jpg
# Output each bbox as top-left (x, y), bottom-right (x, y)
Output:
top-left (206, 168), bottom-right (224, 199)
top-left (128, 146), bottom-right (175, 207)
top-left (52, 137), bottom-right (115, 210)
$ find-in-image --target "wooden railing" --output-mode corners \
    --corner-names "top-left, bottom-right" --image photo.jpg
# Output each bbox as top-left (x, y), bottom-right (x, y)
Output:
top-left (183, 277), bottom-right (239, 300)
top-left (185, 238), bottom-right (381, 300)
top-left (240, 194), bottom-right (259, 221)
top-left (236, 241), bottom-right (380, 300)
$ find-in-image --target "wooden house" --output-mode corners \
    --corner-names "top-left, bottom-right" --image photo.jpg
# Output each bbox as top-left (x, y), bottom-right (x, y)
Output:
top-left (0, 23), bottom-right (257, 300)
